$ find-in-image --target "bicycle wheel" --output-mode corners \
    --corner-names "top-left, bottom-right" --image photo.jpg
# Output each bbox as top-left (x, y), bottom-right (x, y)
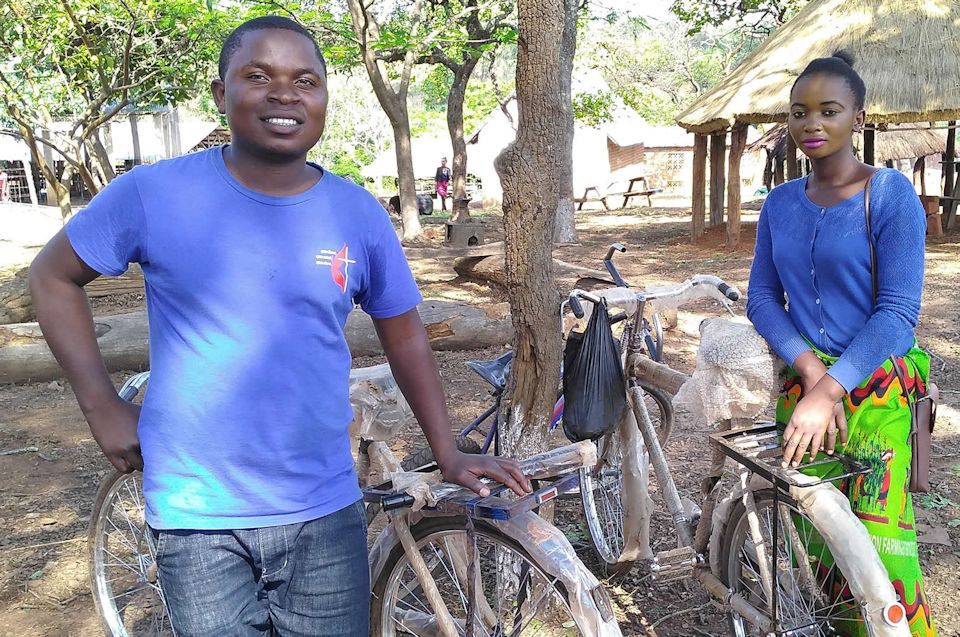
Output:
top-left (580, 383), bottom-right (672, 568)
top-left (89, 470), bottom-right (173, 637)
top-left (719, 489), bottom-right (873, 636)
top-left (372, 516), bottom-right (596, 636)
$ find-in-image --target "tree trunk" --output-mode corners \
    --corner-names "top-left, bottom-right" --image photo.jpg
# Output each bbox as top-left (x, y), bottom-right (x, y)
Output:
top-left (553, 49), bottom-right (577, 246)
top-left (447, 62), bottom-right (477, 223)
top-left (392, 119), bottom-right (422, 241)
top-left (53, 164), bottom-right (74, 220)
top-left (553, 195), bottom-right (577, 244)
top-left (346, 0), bottom-right (424, 241)
top-left (493, 0), bottom-right (577, 459)
top-left (88, 133), bottom-right (117, 185)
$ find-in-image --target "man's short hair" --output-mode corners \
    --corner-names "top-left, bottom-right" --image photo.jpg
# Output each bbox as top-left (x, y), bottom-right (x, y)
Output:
top-left (218, 16), bottom-right (327, 79)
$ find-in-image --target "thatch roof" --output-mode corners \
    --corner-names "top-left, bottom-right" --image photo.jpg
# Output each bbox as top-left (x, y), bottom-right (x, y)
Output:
top-left (747, 124), bottom-right (948, 161)
top-left (676, 0), bottom-right (960, 133)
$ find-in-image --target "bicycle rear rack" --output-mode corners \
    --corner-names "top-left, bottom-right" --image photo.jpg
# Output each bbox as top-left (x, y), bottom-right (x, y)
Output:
top-left (710, 421), bottom-right (869, 490)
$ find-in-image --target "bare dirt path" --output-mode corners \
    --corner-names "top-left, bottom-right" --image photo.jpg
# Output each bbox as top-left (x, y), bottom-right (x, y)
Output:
top-left (1, 202), bottom-right (958, 636)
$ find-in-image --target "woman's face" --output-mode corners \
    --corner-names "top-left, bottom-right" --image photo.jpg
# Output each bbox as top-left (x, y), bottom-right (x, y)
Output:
top-left (788, 73), bottom-right (865, 161)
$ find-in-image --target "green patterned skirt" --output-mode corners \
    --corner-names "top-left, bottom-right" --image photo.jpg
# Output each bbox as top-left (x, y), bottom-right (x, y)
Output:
top-left (777, 345), bottom-right (935, 636)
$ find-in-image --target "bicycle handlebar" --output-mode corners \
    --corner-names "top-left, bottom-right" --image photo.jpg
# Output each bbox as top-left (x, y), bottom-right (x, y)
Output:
top-left (603, 243), bottom-right (628, 288)
top-left (565, 274), bottom-right (740, 317)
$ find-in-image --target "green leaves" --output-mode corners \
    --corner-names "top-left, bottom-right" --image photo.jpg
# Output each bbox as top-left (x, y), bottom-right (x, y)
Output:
top-left (669, 0), bottom-right (808, 36)
top-left (572, 91), bottom-right (615, 127)
top-left (918, 492), bottom-right (956, 510)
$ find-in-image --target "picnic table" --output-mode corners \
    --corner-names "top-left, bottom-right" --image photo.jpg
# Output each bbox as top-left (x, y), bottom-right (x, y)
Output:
top-left (574, 175), bottom-right (663, 211)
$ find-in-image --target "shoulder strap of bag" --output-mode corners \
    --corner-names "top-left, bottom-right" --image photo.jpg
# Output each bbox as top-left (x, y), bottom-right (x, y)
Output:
top-left (864, 176), bottom-right (878, 307)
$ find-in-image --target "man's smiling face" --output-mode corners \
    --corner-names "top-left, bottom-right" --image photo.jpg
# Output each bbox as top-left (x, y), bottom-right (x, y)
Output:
top-left (212, 28), bottom-right (328, 163)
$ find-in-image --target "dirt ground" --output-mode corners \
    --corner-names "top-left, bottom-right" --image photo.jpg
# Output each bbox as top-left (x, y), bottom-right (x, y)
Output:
top-left (1, 200), bottom-right (959, 636)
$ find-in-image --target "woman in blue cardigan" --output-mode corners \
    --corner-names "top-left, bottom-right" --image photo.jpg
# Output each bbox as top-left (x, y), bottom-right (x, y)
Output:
top-left (747, 51), bottom-right (935, 636)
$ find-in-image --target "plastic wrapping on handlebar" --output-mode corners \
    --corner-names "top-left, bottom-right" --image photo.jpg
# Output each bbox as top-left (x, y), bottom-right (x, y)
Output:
top-left (119, 386), bottom-right (139, 402)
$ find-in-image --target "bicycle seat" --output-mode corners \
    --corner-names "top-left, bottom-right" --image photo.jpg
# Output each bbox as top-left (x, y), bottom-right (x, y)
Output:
top-left (466, 350), bottom-right (513, 390)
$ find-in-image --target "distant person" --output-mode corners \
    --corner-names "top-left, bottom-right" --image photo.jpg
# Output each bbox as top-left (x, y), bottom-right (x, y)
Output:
top-left (29, 15), bottom-right (529, 636)
top-left (748, 50), bottom-right (935, 635)
top-left (435, 156), bottom-right (451, 212)
top-left (0, 164), bottom-right (10, 202)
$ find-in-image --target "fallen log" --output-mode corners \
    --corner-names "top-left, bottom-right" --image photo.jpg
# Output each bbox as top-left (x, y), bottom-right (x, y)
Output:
top-left (0, 300), bottom-right (513, 384)
top-left (0, 265), bottom-right (147, 326)
top-left (453, 253), bottom-right (609, 289)
top-left (0, 267), bottom-right (31, 325)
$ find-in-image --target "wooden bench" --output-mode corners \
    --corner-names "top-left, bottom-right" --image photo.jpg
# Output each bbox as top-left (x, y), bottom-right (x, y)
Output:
top-left (574, 176), bottom-right (662, 211)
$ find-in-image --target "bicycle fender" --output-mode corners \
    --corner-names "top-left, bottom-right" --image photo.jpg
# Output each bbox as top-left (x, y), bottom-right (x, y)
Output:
top-left (492, 512), bottom-right (623, 637)
top-left (789, 480), bottom-right (911, 637)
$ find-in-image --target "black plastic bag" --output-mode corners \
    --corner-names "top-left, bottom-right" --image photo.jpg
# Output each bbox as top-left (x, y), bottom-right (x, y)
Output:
top-left (562, 298), bottom-right (627, 442)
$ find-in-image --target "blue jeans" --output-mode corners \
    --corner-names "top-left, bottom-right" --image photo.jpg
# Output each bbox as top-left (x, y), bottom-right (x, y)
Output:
top-left (151, 499), bottom-right (369, 636)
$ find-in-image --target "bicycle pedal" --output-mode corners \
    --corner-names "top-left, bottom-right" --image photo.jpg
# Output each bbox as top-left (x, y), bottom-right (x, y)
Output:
top-left (650, 546), bottom-right (699, 582)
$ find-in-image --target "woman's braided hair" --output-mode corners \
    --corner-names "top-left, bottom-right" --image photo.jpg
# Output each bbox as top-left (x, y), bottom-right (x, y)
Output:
top-left (792, 49), bottom-right (867, 110)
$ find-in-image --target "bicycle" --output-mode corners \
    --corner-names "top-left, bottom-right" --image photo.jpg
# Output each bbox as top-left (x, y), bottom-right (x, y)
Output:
top-left (565, 271), bottom-right (741, 572)
top-left (580, 286), bottom-right (913, 634)
top-left (88, 369), bottom-right (624, 636)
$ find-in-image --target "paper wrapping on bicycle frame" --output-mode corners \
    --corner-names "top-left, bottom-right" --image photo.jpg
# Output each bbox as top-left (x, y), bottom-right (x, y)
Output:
top-left (673, 318), bottom-right (785, 428)
top-left (617, 402), bottom-right (655, 563)
top-left (562, 298), bottom-right (628, 442)
top-left (347, 363), bottom-right (414, 442)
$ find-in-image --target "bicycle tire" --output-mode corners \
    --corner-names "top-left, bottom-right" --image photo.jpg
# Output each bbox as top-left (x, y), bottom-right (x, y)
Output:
top-left (371, 516), bottom-right (603, 636)
top-left (719, 489), bottom-right (876, 636)
top-left (89, 470), bottom-right (174, 637)
top-left (580, 383), bottom-right (672, 570)
top-left (365, 437), bottom-right (482, 524)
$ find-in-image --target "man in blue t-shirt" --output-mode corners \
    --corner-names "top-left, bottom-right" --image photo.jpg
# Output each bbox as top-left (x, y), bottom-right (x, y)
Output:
top-left (29, 16), bottom-right (529, 637)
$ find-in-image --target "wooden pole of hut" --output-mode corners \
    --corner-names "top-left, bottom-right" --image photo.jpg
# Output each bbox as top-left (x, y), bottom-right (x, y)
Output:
top-left (726, 124), bottom-right (748, 249)
top-left (786, 134), bottom-right (799, 180)
top-left (913, 157), bottom-right (926, 196)
top-left (863, 126), bottom-right (875, 166)
top-left (709, 132), bottom-right (727, 227)
top-left (945, 122), bottom-right (956, 231)
top-left (691, 134), bottom-right (707, 240)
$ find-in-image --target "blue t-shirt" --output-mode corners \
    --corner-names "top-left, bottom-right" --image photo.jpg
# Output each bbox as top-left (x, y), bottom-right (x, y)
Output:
top-left (66, 147), bottom-right (422, 530)
top-left (746, 168), bottom-right (925, 391)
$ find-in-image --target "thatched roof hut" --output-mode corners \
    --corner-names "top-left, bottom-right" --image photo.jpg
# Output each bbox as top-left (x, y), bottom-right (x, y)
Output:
top-left (676, 0), bottom-right (960, 246)
top-left (677, 0), bottom-right (960, 133)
